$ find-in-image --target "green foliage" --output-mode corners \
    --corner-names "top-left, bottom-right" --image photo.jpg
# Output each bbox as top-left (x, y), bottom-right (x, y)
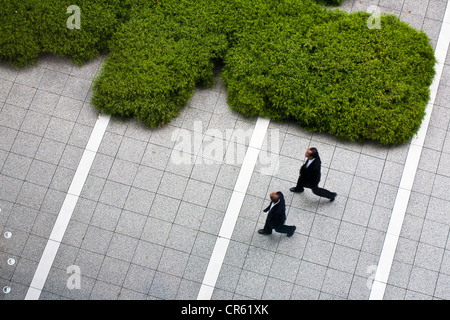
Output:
top-left (223, 7), bottom-right (435, 144)
top-left (92, 0), bottom-right (229, 127)
top-left (0, 0), bottom-right (41, 67)
top-left (0, 0), bottom-right (130, 67)
top-left (302, 12), bottom-right (435, 144)
top-left (0, 0), bottom-right (437, 145)
top-left (318, 0), bottom-right (343, 6)
top-left (38, 0), bottom-right (121, 65)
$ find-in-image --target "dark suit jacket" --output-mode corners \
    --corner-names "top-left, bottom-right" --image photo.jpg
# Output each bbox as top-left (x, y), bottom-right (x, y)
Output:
top-left (263, 191), bottom-right (286, 228)
top-left (299, 156), bottom-right (321, 187)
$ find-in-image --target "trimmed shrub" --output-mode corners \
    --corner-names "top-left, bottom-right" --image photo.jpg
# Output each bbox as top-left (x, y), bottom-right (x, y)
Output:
top-left (300, 12), bottom-right (435, 144)
top-left (222, 0), bottom-right (333, 121)
top-left (0, 0), bottom-right (41, 67)
top-left (37, 0), bottom-right (121, 66)
top-left (0, 0), bottom-right (437, 145)
top-left (318, 0), bottom-right (343, 5)
top-left (91, 0), bottom-right (228, 127)
top-left (222, 5), bottom-right (435, 145)
top-left (0, 0), bottom-right (129, 67)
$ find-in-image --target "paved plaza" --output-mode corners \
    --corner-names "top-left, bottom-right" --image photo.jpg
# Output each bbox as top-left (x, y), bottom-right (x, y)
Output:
top-left (1, 0), bottom-right (450, 301)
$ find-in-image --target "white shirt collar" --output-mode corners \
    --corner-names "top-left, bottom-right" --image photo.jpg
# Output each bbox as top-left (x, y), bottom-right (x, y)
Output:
top-left (269, 199), bottom-right (280, 210)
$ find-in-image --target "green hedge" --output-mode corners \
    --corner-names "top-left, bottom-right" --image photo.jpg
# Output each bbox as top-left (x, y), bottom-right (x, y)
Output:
top-left (0, 0), bottom-right (41, 67)
top-left (0, 0), bottom-right (129, 67)
top-left (317, 0), bottom-right (343, 5)
top-left (38, 0), bottom-right (122, 65)
top-left (303, 13), bottom-right (435, 144)
top-left (92, 0), bottom-right (228, 127)
top-left (0, 0), bottom-right (436, 145)
top-left (222, 7), bottom-right (436, 144)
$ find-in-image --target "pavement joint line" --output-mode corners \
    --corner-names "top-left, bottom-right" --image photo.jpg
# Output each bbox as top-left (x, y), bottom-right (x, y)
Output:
top-left (25, 114), bottom-right (111, 300)
top-left (197, 116), bottom-right (270, 300)
top-left (369, 2), bottom-right (450, 300)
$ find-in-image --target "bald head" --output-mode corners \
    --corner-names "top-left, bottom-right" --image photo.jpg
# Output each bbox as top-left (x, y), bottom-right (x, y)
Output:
top-left (269, 192), bottom-right (279, 203)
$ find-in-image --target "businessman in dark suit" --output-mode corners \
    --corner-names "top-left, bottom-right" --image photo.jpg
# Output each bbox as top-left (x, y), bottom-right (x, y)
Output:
top-left (290, 148), bottom-right (337, 202)
top-left (258, 191), bottom-right (296, 237)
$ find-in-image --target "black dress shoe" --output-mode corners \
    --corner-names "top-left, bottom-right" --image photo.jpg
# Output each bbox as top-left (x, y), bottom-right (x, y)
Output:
top-left (287, 226), bottom-right (296, 237)
top-left (330, 193), bottom-right (337, 202)
top-left (290, 187), bottom-right (303, 193)
top-left (258, 229), bottom-right (271, 235)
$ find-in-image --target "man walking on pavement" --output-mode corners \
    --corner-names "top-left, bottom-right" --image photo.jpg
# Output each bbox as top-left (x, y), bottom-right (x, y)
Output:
top-left (258, 191), bottom-right (296, 237)
top-left (290, 147), bottom-right (337, 202)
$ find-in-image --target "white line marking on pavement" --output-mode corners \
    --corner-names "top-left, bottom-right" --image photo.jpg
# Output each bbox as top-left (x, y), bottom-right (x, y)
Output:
top-left (369, 4), bottom-right (450, 299)
top-left (25, 114), bottom-right (111, 300)
top-left (197, 117), bottom-right (270, 300)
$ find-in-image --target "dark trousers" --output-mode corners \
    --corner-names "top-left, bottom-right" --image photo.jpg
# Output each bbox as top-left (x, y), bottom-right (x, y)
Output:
top-left (296, 176), bottom-right (334, 199)
top-left (262, 222), bottom-right (296, 235)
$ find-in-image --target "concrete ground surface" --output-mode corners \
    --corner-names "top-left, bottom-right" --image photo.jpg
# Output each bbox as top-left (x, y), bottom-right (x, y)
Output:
top-left (0, 0), bottom-right (449, 301)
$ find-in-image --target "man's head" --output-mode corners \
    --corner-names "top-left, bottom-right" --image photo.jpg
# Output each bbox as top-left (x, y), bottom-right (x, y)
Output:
top-left (269, 192), bottom-right (279, 203)
top-left (305, 147), bottom-right (318, 159)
